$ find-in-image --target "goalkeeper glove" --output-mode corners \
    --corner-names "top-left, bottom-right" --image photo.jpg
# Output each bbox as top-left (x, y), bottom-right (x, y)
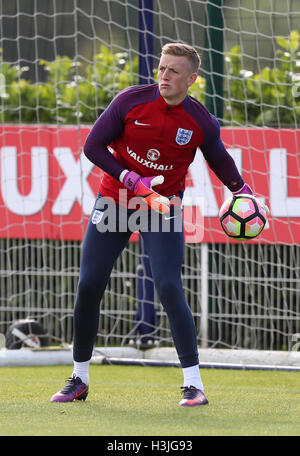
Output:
top-left (232, 183), bottom-right (253, 195)
top-left (233, 183), bottom-right (270, 230)
top-left (120, 170), bottom-right (170, 214)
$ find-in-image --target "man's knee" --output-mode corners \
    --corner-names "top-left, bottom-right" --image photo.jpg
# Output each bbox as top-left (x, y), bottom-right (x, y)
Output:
top-left (76, 274), bottom-right (103, 302)
top-left (155, 276), bottom-right (182, 302)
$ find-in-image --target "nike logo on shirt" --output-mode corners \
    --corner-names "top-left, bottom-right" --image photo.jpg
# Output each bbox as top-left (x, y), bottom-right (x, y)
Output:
top-left (135, 120), bottom-right (151, 126)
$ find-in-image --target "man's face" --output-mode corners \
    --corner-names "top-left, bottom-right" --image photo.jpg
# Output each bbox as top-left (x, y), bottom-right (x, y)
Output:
top-left (157, 54), bottom-right (197, 105)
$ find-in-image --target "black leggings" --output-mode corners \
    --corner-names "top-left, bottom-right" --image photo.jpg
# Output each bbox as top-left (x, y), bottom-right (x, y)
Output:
top-left (73, 195), bottom-right (199, 368)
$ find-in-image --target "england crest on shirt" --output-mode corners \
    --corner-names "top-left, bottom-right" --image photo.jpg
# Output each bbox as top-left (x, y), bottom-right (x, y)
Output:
top-left (175, 128), bottom-right (193, 145)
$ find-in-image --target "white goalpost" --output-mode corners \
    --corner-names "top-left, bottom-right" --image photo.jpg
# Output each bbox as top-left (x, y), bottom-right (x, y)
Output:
top-left (0, 0), bottom-right (300, 369)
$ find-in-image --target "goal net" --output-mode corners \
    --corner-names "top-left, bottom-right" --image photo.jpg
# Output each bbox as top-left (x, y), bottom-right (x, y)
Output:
top-left (0, 0), bottom-right (300, 368)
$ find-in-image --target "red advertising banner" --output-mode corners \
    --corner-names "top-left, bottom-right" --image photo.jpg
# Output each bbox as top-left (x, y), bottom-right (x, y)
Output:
top-left (0, 125), bottom-right (299, 244)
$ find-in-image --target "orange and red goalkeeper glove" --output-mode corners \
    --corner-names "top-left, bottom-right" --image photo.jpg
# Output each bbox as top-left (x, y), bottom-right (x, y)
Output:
top-left (120, 170), bottom-right (170, 214)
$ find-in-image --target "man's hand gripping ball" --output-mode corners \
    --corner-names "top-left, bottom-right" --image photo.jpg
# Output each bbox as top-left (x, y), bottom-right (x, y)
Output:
top-left (233, 183), bottom-right (270, 229)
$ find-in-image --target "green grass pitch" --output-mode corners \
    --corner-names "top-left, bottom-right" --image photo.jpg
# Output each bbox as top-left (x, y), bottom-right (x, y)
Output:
top-left (1, 364), bottom-right (300, 436)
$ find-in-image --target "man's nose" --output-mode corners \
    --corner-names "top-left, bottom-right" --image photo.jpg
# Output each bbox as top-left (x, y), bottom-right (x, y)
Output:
top-left (162, 69), bottom-right (169, 79)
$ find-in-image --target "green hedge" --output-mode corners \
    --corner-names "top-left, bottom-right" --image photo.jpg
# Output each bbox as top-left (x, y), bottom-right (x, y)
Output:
top-left (0, 30), bottom-right (299, 127)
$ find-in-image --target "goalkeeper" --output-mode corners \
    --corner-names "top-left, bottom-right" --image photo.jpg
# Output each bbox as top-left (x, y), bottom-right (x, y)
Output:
top-left (51, 43), bottom-right (253, 406)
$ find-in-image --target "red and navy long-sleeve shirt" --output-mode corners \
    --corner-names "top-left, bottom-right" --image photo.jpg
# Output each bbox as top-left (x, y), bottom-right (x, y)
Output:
top-left (84, 83), bottom-right (244, 204)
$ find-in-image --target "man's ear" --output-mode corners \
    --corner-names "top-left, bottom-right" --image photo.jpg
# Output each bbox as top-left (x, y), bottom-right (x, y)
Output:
top-left (187, 73), bottom-right (198, 88)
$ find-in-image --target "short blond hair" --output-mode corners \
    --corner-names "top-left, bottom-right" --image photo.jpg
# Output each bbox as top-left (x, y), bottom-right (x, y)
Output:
top-left (161, 43), bottom-right (201, 74)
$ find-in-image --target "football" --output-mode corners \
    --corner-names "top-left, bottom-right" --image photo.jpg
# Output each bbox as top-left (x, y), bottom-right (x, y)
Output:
top-left (219, 194), bottom-right (267, 241)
